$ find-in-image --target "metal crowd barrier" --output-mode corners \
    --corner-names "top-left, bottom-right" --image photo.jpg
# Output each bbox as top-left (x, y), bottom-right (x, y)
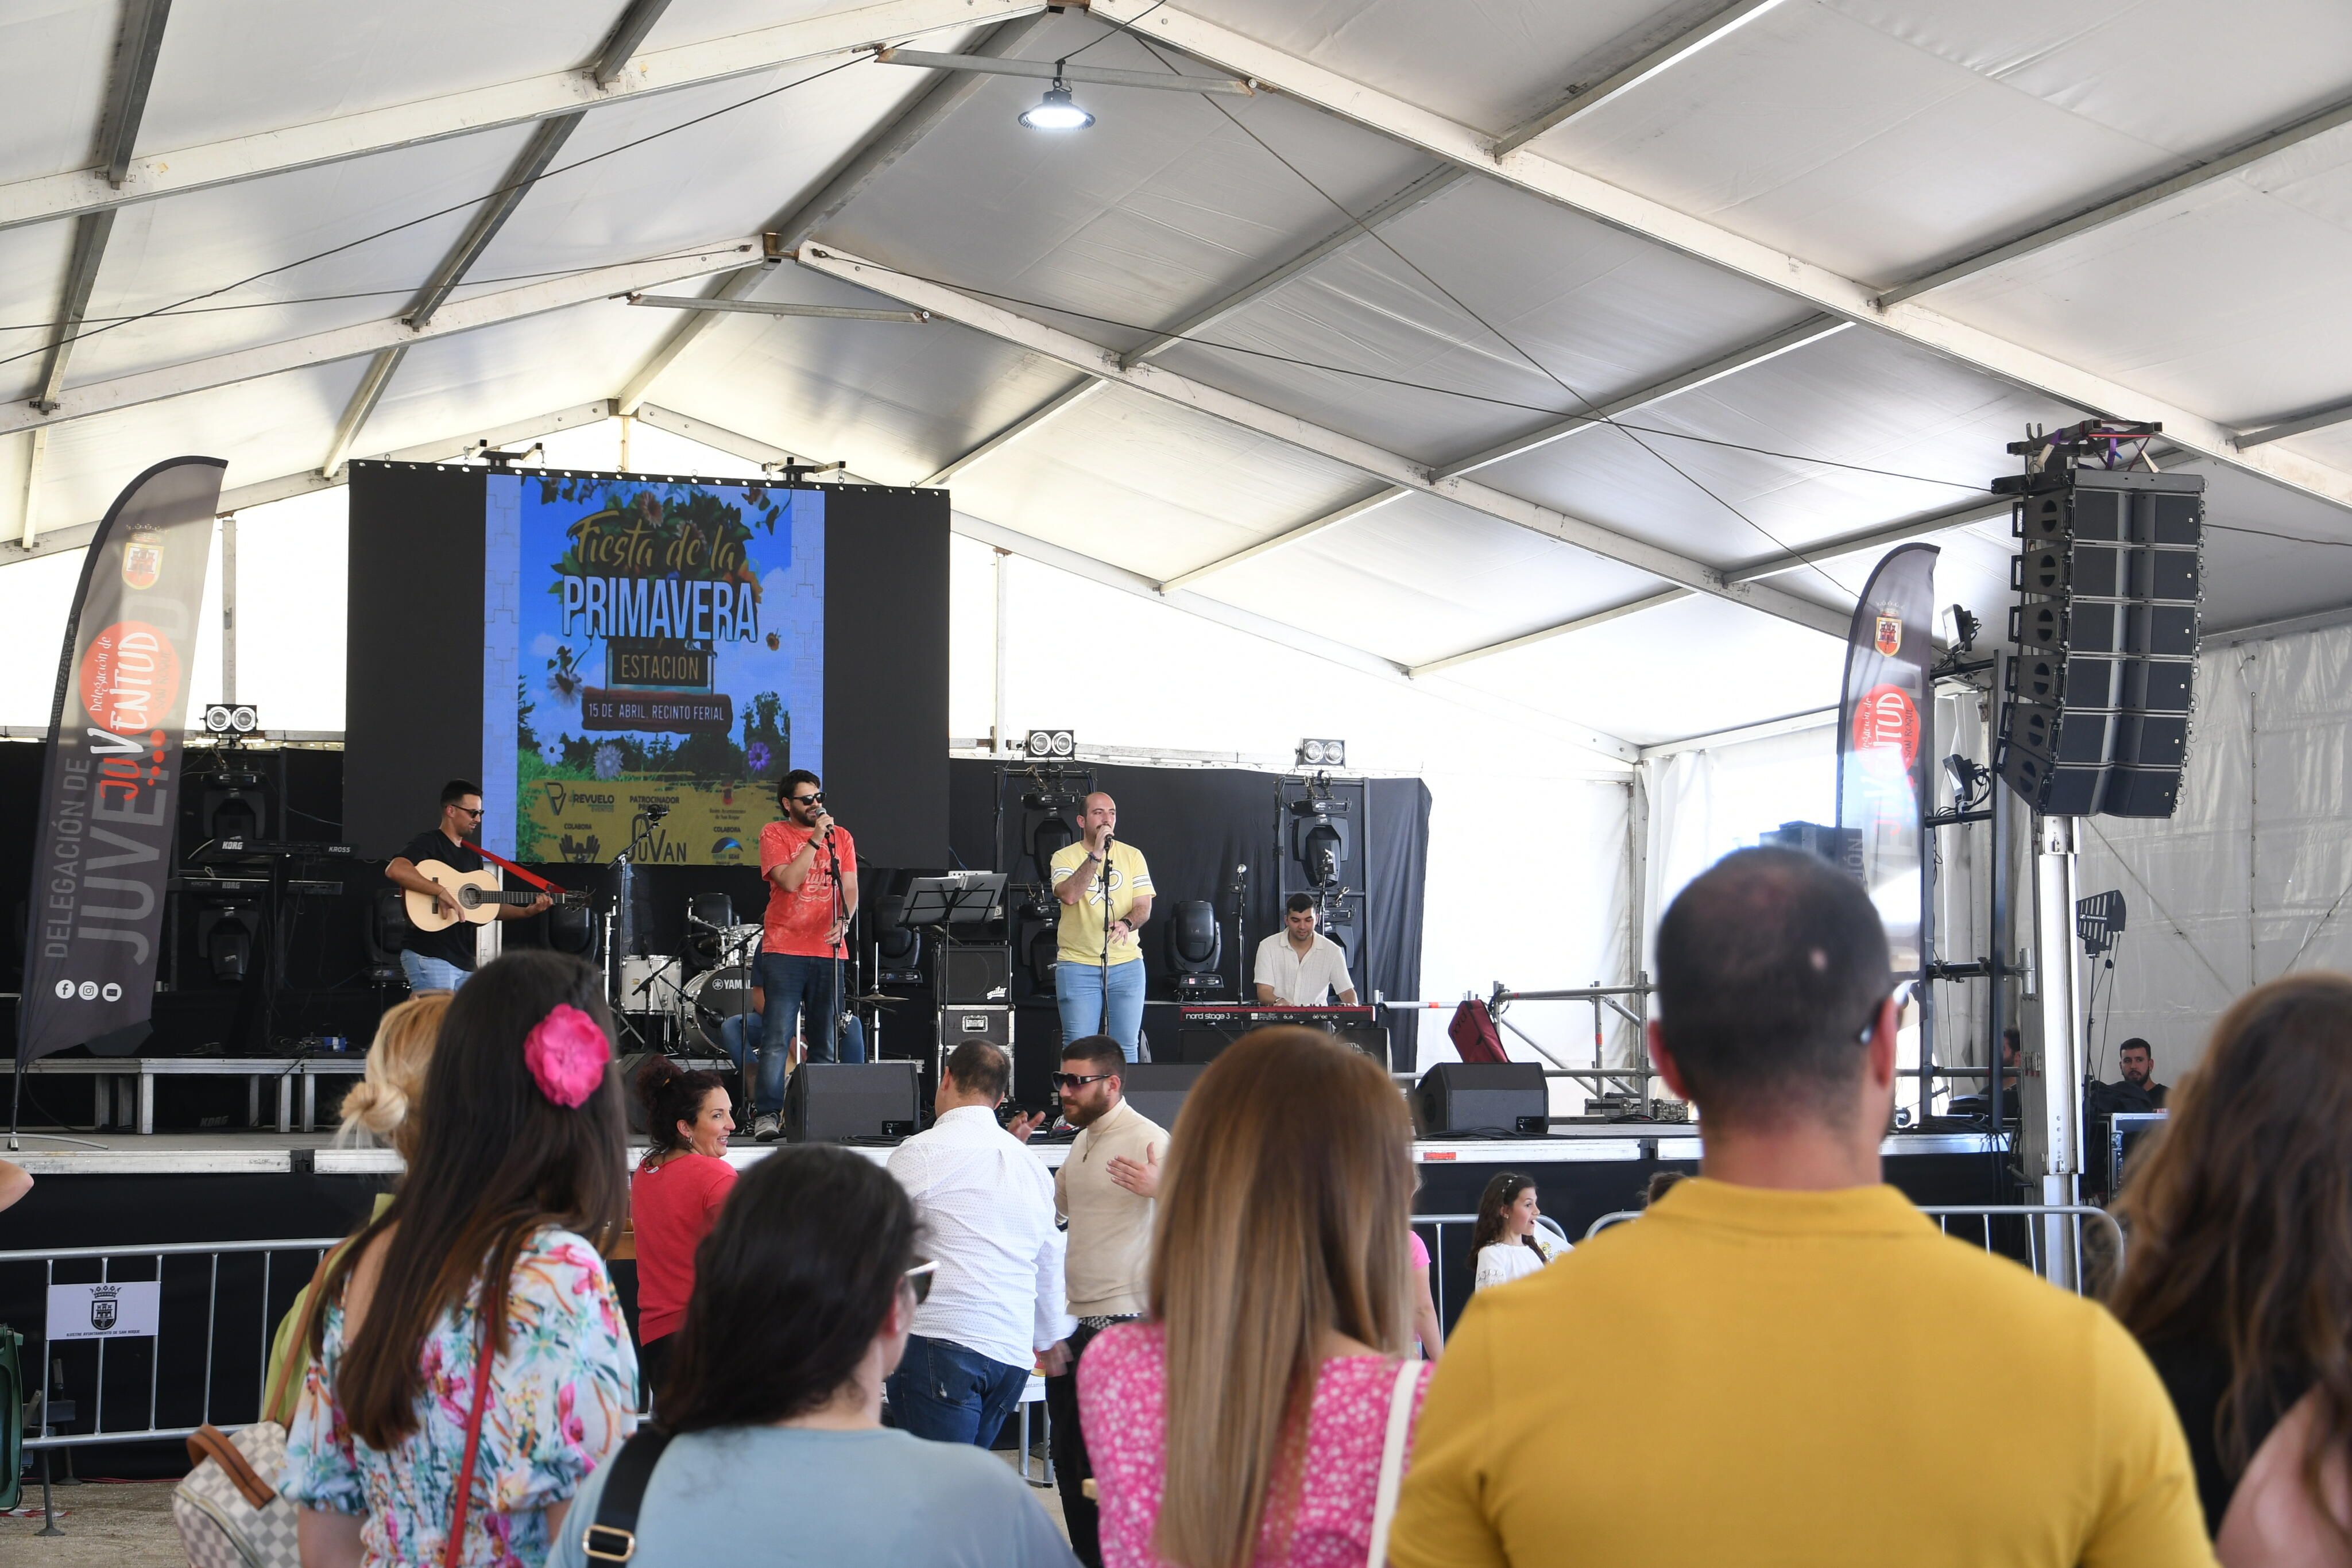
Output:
top-left (2, 1236), bottom-right (339, 1530)
top-left (1581, 1202), bottom-right (2124, 1294)
top-left (1411, 1212), bottom-right (1573, 1337)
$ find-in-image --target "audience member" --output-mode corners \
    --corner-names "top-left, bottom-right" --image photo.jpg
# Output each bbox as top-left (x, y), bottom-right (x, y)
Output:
top-left (630, 1058), bottom-right (736, 1404)
top-left (1046, 1035), bottom-right (1170, 1566)
top-left (264, 992), bottom-right (454, 1426)
top-left (1468, 1174), bottom-right (1565, 1292)
top-left (0, 1158), bottom-right (29, 1213)
top-left (1389, 846), bottom-right (2211, 1567)
top-left (286, 951), bottom-right (637, 1568)
top-left (884, 1040), bottom-right (1070, 1447)
top-left (2114, 974), bottom-right (2352, 1558)
top-left (2117, 1037), bottom-right (2171, 1108)
top-left (1080, 1027), bottom-right (1431, 1568)
top-left (1642, 1170), bottom-right (1686, 1207)
top-left (548, 1144), bottom-right (1076, 1568)
top-left (1409, 1230), bottom-right (1443, 1362)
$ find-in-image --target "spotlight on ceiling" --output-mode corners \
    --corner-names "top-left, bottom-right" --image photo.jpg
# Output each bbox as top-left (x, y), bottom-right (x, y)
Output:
top-left (1019, 69), bottom-right (1094, 131)
top-left (1296, 738), bottom-right (1345, 768)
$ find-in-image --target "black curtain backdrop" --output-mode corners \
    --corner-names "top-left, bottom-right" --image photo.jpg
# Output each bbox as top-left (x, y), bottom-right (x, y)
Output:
top-left (947, 760), bottom-right (1428, 1063)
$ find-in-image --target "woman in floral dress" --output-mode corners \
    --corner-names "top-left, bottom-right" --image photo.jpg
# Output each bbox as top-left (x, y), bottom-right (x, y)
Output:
top-left (285, 951), bottom-right (636, 1568)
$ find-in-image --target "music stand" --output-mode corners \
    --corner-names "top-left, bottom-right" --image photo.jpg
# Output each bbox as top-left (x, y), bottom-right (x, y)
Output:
top-left (901, 873), bottom-right (1008, 930)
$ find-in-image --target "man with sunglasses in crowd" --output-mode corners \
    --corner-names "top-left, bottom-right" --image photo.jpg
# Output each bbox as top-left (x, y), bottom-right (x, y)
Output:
top-left (384, 779), bottom-right (548, 992)
top-left (1035, 1035), bottom-right (1171, 1565)
top-left (755, 769), bottom-right (861, 1140)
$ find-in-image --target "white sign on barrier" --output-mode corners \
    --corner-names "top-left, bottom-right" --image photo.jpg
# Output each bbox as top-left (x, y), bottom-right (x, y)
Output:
top-left (48, 1280), bottom-right (161, 1340)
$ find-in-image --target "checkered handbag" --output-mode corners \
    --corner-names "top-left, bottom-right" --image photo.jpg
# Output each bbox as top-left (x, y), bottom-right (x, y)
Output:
top-left (173, 1420), bottom-right (300, 1568)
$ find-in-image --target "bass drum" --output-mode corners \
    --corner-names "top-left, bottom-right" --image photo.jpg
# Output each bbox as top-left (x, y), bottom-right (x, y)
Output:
top-left (683, 964), bottom-right (760, 1052)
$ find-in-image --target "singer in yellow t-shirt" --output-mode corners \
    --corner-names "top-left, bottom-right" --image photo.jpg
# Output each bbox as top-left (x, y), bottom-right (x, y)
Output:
top-left (1049, 792), bottom-right (1155, 1062)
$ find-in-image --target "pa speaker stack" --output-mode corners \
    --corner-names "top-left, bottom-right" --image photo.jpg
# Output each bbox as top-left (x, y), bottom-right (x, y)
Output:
top-left (1995, 466), bottom-right (2204, 818)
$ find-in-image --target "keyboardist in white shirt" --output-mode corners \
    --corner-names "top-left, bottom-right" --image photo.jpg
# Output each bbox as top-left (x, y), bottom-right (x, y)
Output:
top-left (1253, 894), bottom-right (1359, 1006)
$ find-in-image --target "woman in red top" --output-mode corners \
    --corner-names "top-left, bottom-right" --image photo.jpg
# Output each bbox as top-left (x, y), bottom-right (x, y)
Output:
top-left (630, 1058), bottom-right (736, 1408)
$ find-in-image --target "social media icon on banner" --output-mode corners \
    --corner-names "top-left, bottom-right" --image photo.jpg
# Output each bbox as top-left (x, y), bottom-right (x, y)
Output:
top-left (78, 981), bottom-right (99, 1000)
top-left (102, 982), bottom-right (122, 1002)
top-left (54, 979), bottom-right (74, 999)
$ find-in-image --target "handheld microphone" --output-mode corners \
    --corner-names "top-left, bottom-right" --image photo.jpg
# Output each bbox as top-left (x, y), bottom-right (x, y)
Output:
top-left (643, 804), bottom-right (670, 823)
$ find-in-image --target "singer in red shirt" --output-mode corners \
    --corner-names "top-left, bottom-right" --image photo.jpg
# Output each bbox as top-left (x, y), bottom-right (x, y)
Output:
top-left (752, 770), bottom-right (860, 1141)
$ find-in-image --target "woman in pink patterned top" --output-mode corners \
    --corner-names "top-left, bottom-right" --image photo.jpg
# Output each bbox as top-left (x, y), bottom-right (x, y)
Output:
top-left (1078, 1028), bottom-right (1430, 1568)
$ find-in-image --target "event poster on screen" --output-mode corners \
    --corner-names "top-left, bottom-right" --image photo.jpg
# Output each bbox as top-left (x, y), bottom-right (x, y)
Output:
top-left (477, 471), bottom-right (823, 865)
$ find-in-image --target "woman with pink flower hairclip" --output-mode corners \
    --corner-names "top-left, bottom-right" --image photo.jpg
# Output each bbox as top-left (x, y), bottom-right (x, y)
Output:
top-left (284, 951), bottom-right (638, 1568)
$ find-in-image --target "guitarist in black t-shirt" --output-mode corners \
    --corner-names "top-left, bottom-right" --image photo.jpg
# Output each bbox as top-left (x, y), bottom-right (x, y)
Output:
top-left (384, 779), bottom-right (549, 991)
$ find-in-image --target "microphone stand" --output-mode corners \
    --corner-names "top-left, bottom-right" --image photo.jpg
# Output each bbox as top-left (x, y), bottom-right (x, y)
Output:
top-left (605, 810), bottom-right (668, 1054)
top-left (825, 824), bottom-right (848, 1065)
top-left (1098, 831), bottom-right (1115, 1042)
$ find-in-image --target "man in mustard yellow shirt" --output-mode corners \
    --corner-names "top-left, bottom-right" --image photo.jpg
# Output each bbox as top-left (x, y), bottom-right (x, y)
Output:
top-left (1390, 847), bottom-right (2214, 1568)
top-left (1050, 792), bottom-right (1154, 1062)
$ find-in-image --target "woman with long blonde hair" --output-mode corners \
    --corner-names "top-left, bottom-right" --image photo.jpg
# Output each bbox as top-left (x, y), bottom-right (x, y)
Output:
top-left (1078, 1028), bottom-right (1428, 1568)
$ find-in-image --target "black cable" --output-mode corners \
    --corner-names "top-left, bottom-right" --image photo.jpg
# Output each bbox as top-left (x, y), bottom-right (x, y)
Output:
top-left (0, 244), bottom-right (796, 336)
top-left (1059, 0), bottom-right (1166, 62)
top-left (0, 47), bottom-right (880, 374)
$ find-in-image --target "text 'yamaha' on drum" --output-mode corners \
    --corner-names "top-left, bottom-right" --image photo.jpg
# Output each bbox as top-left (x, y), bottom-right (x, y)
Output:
top-left (683, 964), bottom-right (759, 1051)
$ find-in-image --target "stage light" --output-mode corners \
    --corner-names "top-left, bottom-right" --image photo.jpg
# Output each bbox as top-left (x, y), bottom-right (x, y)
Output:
top-left (201, 703), bottom-right (261, 735)
top-left (1165, 900), bottom-right (1223, 994)
top-left (1026, 728), bottom-right (1075, 759)
top-left (203, 704), bottom-right (233, 733)
top-left (1296, 738), bottom-right (1345, 768)
top-left (1019, 73), bottom-right (1094, 131)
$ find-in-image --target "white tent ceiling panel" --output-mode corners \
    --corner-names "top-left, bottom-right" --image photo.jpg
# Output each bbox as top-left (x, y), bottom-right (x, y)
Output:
top-left (354, 304), bottom-right (677, 454)
top-left (1446, 590), bottom-right (1849, 747)
top-left (826, 32), bottom-right (1436, 347)
top-left (1929, 159), bottom-right (2352, 431)
top-left (1521, 1), bottom-right (2173, 285)
top-left (55, 127), bottom-right (541, 386)
top-left (1, 0), bottom-right (114, 184)
top-left (463, 55), bottom-right (956, 281)
top-left (1201, 489), bottom-right (1672, 666)
top-left (655, 282), bottom-right (1082, 482)
top-left (133, 1), bottom-right (614, 156)
top-left (2178, 462), bottom-right (2352, 631)
top-left (32, 358), bottom-right (371, 526)
top-left (947, 380), bottom-right (1372, 579)
top-left (1169, 0), bottom-right (1699, 137)
top-left (0, 222), bottom-right (82, 405)
top-left (1143, 174), bottom-right (1816, 466)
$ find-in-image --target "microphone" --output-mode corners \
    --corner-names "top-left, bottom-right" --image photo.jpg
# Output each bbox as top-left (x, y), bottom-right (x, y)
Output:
top-left (643, 804), bottom-right (669, 823)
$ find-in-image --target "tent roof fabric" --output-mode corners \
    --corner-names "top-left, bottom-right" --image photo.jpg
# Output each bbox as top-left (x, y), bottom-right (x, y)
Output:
top-left (7, 0), bottom-right (2351, 746)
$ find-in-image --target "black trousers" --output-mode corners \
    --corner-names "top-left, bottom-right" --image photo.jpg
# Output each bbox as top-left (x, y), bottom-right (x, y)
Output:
top-left (1046, 1317), bottom-right (1129, 1567)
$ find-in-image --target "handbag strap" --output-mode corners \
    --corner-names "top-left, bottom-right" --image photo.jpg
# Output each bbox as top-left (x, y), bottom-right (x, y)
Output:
top-left (442, 1295), bottom-right (501, 1568)
top-left (579, 1425), bottom-right (676, 1563)
top-left (262, 1241), bottom-right (352, 1426)
top-left (1365, 1358), bottom-right (1422, 1568)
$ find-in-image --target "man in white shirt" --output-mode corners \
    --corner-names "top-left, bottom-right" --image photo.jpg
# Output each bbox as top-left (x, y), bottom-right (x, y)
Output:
top-left (1254, 894), bottom-right (1359, 1006)
top-left (1045, 1035), bottom-right (1170, 1565)
top-left (884, 1040), bottom-right (1073, 1447)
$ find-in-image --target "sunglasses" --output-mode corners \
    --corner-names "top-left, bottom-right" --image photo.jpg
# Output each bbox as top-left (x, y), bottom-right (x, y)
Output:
top-left (1052, 1071), bottom-right (1115, 1092)
top-left (454, 806), bottom-right (483, 818)
top-left (904, 1259), bottom-right (938, 1305)
top-left (789, 792), bottom-right (825, 806)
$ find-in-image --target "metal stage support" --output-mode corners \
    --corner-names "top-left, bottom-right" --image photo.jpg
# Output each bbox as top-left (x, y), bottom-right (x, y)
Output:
top-left (2020, 814), bottom-right (2088, 1290)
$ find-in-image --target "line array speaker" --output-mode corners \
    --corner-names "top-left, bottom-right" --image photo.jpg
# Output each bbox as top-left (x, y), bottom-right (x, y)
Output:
top-left (1995, 469), bottom-right (2203, 818)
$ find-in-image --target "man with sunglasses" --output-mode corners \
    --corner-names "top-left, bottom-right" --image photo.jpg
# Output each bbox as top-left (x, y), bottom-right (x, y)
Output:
top-left (384, 779), bottom-right (548, 992)
top-left (1040, 1035), bottom-right (1170, 1565)
top-left (755, 769), bottom-right (861, 1140)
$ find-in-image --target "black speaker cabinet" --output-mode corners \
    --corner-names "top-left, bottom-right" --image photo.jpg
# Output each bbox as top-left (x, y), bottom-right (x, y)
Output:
top-left (938, 944), bottom-right (1012, 1004)
top-left (1414, 1062), bottom-right (1548, 1137)
top-left (1122, 1062), bottom-right (1205, 1132)
top-left (783, 1062), bottom-right (920, 1143)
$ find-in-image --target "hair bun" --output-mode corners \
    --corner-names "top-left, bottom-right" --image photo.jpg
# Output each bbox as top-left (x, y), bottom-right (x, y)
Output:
top-left (634, 1054), bottom-right (682, 1106)
top-left (338, 1080), bottom-right (409, 1141)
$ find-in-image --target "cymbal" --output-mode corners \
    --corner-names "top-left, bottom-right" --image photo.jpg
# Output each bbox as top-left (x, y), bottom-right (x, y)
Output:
top-left (848, 991), bottom-right (906, 1006)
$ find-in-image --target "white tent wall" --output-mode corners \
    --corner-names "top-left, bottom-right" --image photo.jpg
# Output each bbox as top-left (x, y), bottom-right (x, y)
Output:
top-left (2079, 619), bottom-right (2352, 1083)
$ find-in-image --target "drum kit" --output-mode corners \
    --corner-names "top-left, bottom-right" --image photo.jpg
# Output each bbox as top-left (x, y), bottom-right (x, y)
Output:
top-left (618, 915), bottom-right (907, 1056)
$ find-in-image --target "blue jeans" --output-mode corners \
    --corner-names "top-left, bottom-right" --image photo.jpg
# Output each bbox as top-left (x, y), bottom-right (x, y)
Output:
top-left (1057, 958), bottom-right (1146, 1062)
top-left (885, 1334), bottom-right (1031, 1448)
top-left (399, 951), bottom-right (471, 992)
top-left (756, 953), bottom-right (864, 1066)
top-left (717, 1012), bottom-right (787, 1117)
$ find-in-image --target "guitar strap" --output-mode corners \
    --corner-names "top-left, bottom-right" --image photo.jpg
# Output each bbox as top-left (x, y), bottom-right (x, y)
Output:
top-left (465, 841), bottom-right (562, 895)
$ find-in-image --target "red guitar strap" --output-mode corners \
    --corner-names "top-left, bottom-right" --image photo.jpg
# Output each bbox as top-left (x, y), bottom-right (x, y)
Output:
top-left (465, 842), bottom-right (560, 895)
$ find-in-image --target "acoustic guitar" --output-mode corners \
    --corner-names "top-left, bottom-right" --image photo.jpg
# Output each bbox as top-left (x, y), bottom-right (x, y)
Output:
top-left (404, 860), bottom-right (588, 932)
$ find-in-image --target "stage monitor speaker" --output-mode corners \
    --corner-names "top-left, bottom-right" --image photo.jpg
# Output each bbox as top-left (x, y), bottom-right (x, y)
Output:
top-left (1997, 469), bottom-right (2203, 819)
top-left (784, 1062), bottom-right (920, 1143)
top-left (1123, 1062), bottom-right (1205, 1132)
top-left (938, 945), bottom-right (1011, 1004)
top-left (1414, 1062), bottom-right (1548, 1137)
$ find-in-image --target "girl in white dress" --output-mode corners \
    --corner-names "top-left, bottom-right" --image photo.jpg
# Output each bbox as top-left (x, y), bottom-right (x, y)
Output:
top-left (1469, 1172), bottom-right (1566, 1291)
